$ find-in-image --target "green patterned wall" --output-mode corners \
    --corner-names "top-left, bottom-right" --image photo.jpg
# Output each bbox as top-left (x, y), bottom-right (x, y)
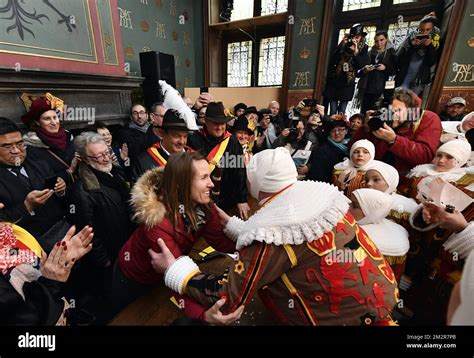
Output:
top-left (288, 0), bottom-right (325, 90)
top-left (117, 0), bottom-right (203, 93)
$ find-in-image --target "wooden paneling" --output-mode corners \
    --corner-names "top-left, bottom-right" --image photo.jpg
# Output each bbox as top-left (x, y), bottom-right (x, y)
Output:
top-left (185, 87), bottom-right (282, 111)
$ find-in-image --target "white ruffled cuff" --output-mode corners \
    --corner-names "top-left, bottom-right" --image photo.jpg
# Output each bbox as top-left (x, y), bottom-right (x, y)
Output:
top-left (224, 216), bottom-right (245, 242)
top-left (163, 256), bottom-right (200, 294)
top-left (409, 204), bottom-right (438, 232)
top-left (443, 222), bottom-right (474, 259)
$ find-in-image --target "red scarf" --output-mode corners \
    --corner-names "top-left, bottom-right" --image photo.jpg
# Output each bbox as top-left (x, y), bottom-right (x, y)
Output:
top-left (36, 126), bottom-right (68, 151)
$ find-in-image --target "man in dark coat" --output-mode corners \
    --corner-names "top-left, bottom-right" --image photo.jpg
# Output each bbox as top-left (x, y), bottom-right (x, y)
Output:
top-left (188, 102), bottom-right (250, 219)
top-left (0, 118), bottom-right (68, 249)
top-left (132, 109), bottom-right (193, 182)
top-left (69, 132), bottom-right (133, 323)
top-left (115, 104), bottom-right (150, 167)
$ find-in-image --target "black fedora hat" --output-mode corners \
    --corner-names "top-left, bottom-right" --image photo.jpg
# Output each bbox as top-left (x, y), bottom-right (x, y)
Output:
top-left (234, 102), bottom-right (247, 113)
top-left (349, 23), bottom-right (367, 37)
top-left (232, 115), bottom-right (253, 135)
top-left (160, 109), bottom-right (190, 131)
top-left (205, 102), bottom-right (229, 123)
top-left (244, 106), bottom-right (258, 115)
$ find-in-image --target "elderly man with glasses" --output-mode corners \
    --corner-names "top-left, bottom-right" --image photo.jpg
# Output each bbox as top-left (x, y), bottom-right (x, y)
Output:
top-left (0, 117), bottom-right (68, 250)
top-left (69, 131), bottom-right (134, 323)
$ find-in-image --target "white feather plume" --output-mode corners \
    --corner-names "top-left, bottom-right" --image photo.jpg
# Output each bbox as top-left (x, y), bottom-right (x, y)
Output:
top-left (159, 80), bottom-right (198, 130)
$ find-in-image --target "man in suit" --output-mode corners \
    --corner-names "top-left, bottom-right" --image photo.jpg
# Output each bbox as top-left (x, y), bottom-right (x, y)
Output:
top-left (0, 118), bottom-right (67, 248)
top-left (187, 102), bottom-right (250, 219)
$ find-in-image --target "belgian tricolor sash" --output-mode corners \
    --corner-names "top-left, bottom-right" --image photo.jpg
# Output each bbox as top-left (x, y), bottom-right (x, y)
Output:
top-left (207, 133), bottom-right (231, 173)
top-left (147, 144), bottom-right (168, 167)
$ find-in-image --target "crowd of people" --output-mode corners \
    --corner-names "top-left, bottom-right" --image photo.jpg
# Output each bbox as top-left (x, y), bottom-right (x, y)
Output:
top-left (0, 13), bottom-right (472, 327)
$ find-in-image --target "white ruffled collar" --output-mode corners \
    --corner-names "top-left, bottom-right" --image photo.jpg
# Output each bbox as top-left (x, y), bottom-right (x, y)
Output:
top-left (407, 163), bottom-right (466, 180)
top-left (229, 181), bottom-right (350, 250)
top-left (361, 219), bottom-right (409, 256)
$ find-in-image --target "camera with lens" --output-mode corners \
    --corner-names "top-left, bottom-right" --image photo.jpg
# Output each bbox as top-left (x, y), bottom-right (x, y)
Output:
top-left (288, 127), bottom-right (299, 142)
top-left (367, 110), bottom-right (393, 131)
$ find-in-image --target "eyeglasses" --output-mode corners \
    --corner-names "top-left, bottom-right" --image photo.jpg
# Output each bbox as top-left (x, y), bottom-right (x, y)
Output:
top-left (0, 141), bottom-right (26, 151)
top-left (151, 112), bottom-right (164, 118)
top-left (87, 149), bottom-right (113, 161)
top-left (132, 111), bottom-right (147, 116)
top-left (331, 127), bottom-right (348, 133)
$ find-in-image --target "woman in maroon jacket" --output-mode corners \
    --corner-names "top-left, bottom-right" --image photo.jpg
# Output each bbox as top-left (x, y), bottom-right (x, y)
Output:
top-left (349, 87), bottom-right (442, 178)
top-left (111, 151), bottom-right (241, 324)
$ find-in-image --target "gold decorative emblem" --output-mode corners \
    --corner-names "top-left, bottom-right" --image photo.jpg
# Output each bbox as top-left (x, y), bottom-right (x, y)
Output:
top-left (468, 37), bottom-right (474, 48)
top-left (299, 47), bottom-right (310, 59)
top-left (125, 47), bottom-right (134, 58)
top-left (141, 20), bottom-right (150, 32)
top-left (234, 260), bottom-right (245, 274)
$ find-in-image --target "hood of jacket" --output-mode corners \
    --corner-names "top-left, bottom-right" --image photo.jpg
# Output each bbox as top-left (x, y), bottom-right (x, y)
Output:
top-left (130, 167), bottom-right (166, 229)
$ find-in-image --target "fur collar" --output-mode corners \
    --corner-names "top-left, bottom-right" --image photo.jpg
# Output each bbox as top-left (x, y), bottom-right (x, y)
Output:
top-left (23, 131), bottom-right (49, 149)
top-left (130, 167), bottom-right (166, 228)
top-left (77, 162), bottom-right (101, 191)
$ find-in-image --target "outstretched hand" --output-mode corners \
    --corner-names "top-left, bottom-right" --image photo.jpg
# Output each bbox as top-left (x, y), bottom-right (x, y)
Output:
top-left (40, 240), bottom-right (73, 282)
top-left (204, 298), bottom-right (245, 325)
top-left (62, 225), bottom-right (93, 263)
top-left (148, 238), bottom-right (176, 274)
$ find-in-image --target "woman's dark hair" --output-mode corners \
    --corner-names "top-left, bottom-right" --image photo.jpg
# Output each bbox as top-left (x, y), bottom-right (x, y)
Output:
top-left (392, 87), bottom-right (418, 109)
top-left (375, 30), bottom-right (388, 39)
top-left (0, 117), bottom-right (21, 136)
top-left (349, 113), bottom-right (364, 123)
top-left (87, 121), bottom-right (108, 133)
top-left (159, 151), bottom-right (211, 230)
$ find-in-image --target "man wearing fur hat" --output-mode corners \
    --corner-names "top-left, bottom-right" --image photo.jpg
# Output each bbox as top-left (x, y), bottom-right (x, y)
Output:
top-left (132, 109), bottom-right (195, 181)
top-left (188, 102), bottom-right (250, 219)
top-left (150, 148), bottom-right (400, 325)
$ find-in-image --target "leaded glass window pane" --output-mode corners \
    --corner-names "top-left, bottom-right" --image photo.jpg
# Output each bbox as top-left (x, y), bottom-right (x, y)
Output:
top-left (261, 0), bottom-right (288, 16)
top-left (230, 0), bottom-right (254, 21)
top-left (227, 41), bottom-right (253, 87)
top-left (258, 36), bottom-right (285, 86)
top-left (388, 20), bottom-right (420, 50)
top-left (342, 0), bottom-right (381, 12)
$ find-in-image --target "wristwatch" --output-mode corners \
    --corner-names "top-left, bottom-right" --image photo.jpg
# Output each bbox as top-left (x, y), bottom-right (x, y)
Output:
top-left (388, 135), bottom-right (397, 145)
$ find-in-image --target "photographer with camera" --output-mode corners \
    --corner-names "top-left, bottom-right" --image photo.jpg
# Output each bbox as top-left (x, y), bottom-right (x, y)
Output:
top-left (395, 12), bottom-right (441, 96)
top-left (323, 23), bottom-right (370, 115)
top-left (349, 87), bottom-right (442, 177)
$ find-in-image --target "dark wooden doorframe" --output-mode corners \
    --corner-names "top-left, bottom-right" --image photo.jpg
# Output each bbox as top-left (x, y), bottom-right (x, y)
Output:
top-left (313, 0), bottom-right (335, 102)
top-left (426, 0), bottom-right (468, 111)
